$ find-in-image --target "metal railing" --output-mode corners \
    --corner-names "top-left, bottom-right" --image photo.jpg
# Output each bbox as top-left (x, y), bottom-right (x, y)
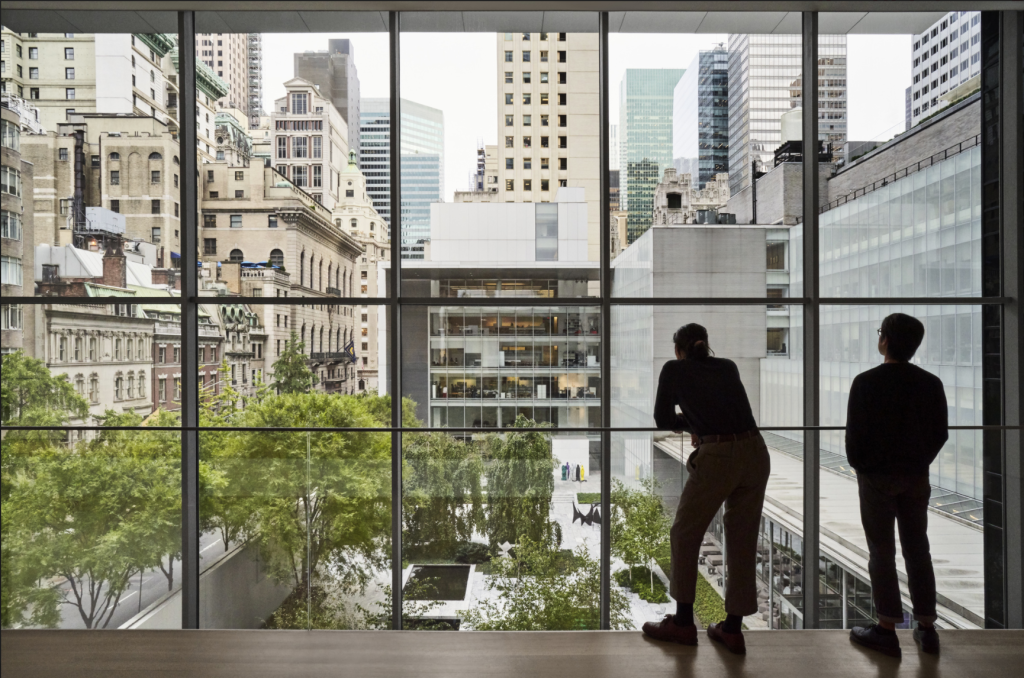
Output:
top-left (822, 134), bottom-right (980, 213)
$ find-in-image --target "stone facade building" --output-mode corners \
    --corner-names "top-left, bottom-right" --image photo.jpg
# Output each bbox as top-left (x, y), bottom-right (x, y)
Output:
top-left (22, 114), bottom-right (184, 258)
top-left (1, 101), bottom-right (35, 356)
top-left (199, 164), bottom-right (362, 394)
top-left (293, 39), bottom-right (361, 161)
top-left (497, 32), bottom-right (599, 260)
top-left (651, 168), bottom-right (731, 227)
top-left (270, 78), bottom-right (348, 211)
top-left (333, 150), bottom-right (388, 393)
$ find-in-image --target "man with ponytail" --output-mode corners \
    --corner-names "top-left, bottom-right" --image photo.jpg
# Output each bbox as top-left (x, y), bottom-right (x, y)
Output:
top-left (642, 323), bottom-right (769, 655)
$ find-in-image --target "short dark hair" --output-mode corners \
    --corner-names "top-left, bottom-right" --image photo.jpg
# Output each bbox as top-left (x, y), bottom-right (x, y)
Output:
top-left (673, 323), bottom-right (713, 360)
top-left (880, 313), bottom-right (925, 362)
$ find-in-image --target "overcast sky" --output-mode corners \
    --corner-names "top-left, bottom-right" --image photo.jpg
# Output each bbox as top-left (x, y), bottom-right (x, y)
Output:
top-left (263, 32), bottom-right (911, 203)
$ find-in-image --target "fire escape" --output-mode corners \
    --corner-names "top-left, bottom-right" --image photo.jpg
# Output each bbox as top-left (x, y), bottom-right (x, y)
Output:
top-left (247, 33), bottom-right (263, 128)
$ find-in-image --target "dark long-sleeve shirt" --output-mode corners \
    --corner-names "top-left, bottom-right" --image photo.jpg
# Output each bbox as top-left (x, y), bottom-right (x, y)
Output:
top-left (845, 362), bottom-right (948, 475)
top-left (653, 358), bottom-right (757, 438)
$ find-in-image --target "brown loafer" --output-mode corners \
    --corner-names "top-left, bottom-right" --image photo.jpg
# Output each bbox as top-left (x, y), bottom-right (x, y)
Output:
top-left (707, 622), bottom-right (746, 655)
top-left (642, 615), bottom-right (698, 645)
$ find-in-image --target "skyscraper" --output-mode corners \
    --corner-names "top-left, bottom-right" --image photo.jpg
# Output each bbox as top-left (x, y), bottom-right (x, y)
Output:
top-left (359, 97), bottom-right (444, 260)
top-left (294, 39), bottom-right (361, 160)
top-left (619, 68), bottom-right (684, 244)
top-left (908, 11), bottom-right (981, 129)
top-left (673, 45), bottom-right (729, 190)
top-left (195, 32), bottom-right (262, 124)
top-left (726, 33), bottom-right (847, 195)
top-left (495, 32), bottom-right (600, 261)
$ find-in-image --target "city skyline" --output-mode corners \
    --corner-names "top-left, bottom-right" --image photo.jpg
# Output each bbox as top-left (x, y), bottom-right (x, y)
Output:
top-left (260, 32), bottom-right (910, 203)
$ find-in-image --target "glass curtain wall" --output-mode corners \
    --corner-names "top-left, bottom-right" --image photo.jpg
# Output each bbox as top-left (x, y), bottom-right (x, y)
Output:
top-left (0, 7), bottom-right (1015, 634)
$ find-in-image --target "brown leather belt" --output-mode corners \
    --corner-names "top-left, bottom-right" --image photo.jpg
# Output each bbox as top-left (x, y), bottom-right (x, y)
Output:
top-left (698, 429), bottom-right (759, 445)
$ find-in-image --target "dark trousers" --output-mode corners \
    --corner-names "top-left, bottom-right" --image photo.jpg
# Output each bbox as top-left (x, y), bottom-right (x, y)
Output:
top-left (857, 472), bottom-right (937, 624)
top-left (669, 435), bottom-right (770, 616)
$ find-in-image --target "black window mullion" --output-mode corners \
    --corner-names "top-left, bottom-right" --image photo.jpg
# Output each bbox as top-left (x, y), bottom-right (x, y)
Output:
top-left (801, 10), bottom-right (821, 630)
top-left (389, 10), bottom-right (404, 632)
top-left (177, 9), bottom-right (201, 631)
top-left (598, 10), bottom-right (612, 631)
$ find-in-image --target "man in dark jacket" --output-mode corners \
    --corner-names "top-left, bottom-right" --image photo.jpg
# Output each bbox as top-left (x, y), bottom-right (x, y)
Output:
top-left (847, 313), bottom-right (947, 658)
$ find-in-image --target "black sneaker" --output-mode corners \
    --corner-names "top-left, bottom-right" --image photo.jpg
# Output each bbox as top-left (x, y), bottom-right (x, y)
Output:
top-left (913, 624), bottom-right (940, 655)
top-left (850, 625), bottom-right (902, 659)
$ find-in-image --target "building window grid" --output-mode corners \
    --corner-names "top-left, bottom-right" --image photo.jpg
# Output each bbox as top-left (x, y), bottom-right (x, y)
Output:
top-left (1, 12), bottom-right (1014, 635)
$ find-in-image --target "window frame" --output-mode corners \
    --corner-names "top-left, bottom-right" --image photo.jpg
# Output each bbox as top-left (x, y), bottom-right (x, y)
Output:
top-left (0, 8), bottom-right (1018, 636)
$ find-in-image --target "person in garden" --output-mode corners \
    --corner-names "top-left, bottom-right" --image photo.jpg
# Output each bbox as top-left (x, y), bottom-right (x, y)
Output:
top-left (642, 323), bottom-right (769, 655)
top-left (846, 313), bottom-right (946, 658)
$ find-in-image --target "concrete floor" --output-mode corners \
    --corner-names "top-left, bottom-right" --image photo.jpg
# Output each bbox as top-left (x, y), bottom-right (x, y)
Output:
top-left (3, 629), bottom-right (1022, 678)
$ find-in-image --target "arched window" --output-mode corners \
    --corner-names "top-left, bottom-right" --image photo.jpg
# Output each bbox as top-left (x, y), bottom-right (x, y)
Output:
top-left (327, 263), bottom-right (332, 290)
top-left (301, 324), bottom-right (306, 349)
top-left (148, 152), bottom-right (162, 161)
top-left (114, 377), bottom-right (124, 400)
top-left (318, 261), bottom-right (323, 290)
top-left (89, 375), bottom-right (99, 403)
top-left (342, 268), bottom-right (347, 296)
top-left (335, 267), bottom-right (340, 289)
top-left (300, 252), bottom-right (305, 286)
top-left (173, 156), bottom-right (180, 166)
top-left (127, 374), bottom-right (135, 399)
top-left (229, 249), bottom-right (244, 263)
top-left (350, 218), bottom-right (358, 230)
top-left (269, 249), bottom-right (284, 268)
top-left (109, 152), bottom-right (121, 161)
top-left (319, 327), bottom-right (324, 352)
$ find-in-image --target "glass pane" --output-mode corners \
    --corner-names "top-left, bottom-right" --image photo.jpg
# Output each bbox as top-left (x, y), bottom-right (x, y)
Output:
top-left (398, 18), bottom-right (599, 297)
top-left (819, 11), bottom-right (981, 299)
top-left (1, 26), bottom-right (184, 298)
top-left (2, 428), bottom-right (181, 629)
top-left (199, 430), bottom-right (391, 629)
top-left (192, 28), bottom-right (390, 297)
top-left (610, 26), bottom-right (805, 299)
top-left (401, 427), bottom-right (607, 630)
top-left (611, 304), bottom-right (802, 630)
top-left (817, 303), bottom-right (984, 629)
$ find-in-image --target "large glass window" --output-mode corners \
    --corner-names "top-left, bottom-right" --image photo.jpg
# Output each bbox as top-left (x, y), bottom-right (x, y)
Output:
top-left (0, 8), bottom-right (1016, 636)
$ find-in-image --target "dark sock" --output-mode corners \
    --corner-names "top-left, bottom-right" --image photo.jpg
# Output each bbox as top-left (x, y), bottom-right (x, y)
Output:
top-left (722, 614), bottom-right (743, 633)
top-left (874, 625), bottom-right (896, 635)
top-left (674, 603), bottom-right (694, 627)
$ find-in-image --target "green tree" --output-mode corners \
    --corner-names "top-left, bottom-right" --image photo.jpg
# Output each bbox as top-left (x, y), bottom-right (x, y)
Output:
top-left (1, 350), bottom-right (89, 427)
top-left (5, 426), bottom-right (180, 628)
top-left (612, 477), bottom-right (670, 594)
top-left (271, 331), bottom-right (317, 395)
top-left (610, 479), bottom-right (644, 584)
top-left (483, 416), bottom-right (560, 552)
top-left (2, 351), bottom-right (89, 628)
top-left (403, 432), bottom-right (485, 560)
top-left (461, 537), bottom-right (631, 630)
top-left (219, 392), bottom-right (392, 611)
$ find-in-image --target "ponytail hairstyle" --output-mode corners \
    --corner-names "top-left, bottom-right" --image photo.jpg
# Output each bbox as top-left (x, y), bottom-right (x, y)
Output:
top-left (673, 323), bottom-right (714, 360)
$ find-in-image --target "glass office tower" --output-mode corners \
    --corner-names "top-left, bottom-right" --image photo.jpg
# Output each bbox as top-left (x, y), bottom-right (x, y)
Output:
top-left (618, 68), bottom-right (685, 244)
top-left (359, 97), bottom-right (444, 259)
top-left (673, 45), bottom-right (729, 189)
top-left (726, 33), bottom-right (847, 195)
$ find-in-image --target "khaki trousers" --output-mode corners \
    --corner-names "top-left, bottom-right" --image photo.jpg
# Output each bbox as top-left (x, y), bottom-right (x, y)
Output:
top-left (669, 434), bottom-right (771, 617)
